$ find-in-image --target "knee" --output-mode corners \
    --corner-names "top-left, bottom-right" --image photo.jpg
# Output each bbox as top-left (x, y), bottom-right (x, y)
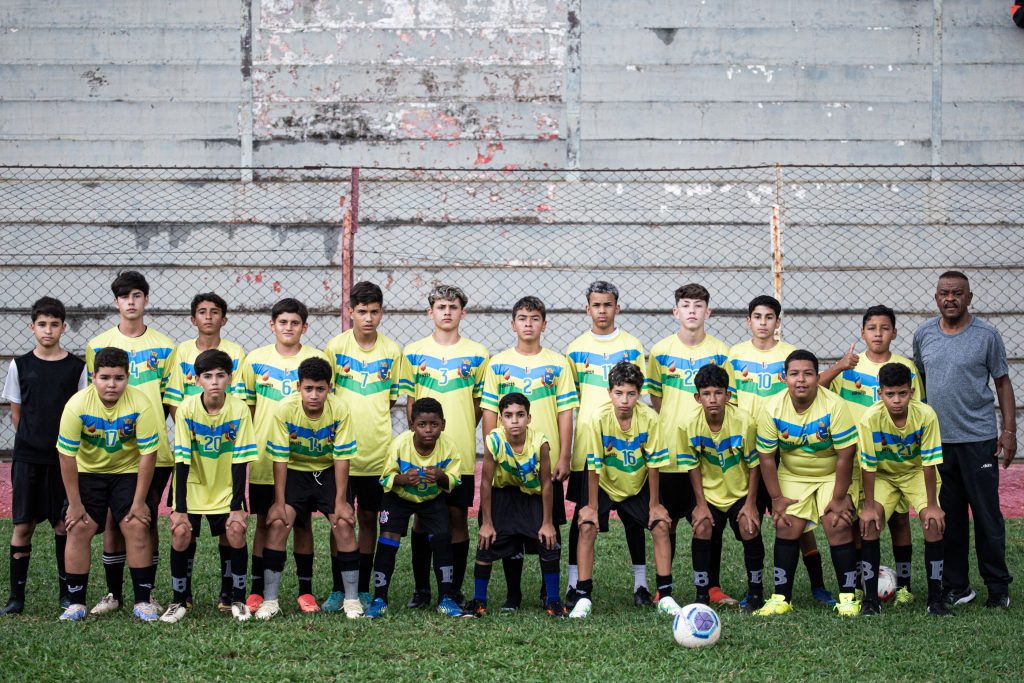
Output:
top-left (579, 523), bottom-right (598, 542)
top-left (226, 527), bottom-right (245, 548)
top-left (651, 522), bottom-right (669, 541)
top-left (171, 526), bottom-right (192, 550)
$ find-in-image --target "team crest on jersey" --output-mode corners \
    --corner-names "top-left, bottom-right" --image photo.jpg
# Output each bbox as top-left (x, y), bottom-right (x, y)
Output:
top-left (225, 423), bottom-right (237, 442)
top-left (458, 358), bottom-right (473, 378)
top-left (542, 367), bottom-right (556, 387)
top-left (148, 351), bottom-right (159, 370)
top-left (378, 359), bottom-right (392, 381)
top-left (816, 421), bottom-right (829, 440)
top-left (119, 418), bottom-right (135, 438)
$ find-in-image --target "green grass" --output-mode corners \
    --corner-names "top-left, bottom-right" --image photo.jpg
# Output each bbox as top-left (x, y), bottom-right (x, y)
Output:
top-left (0, 519), bottom-right (1020, 682)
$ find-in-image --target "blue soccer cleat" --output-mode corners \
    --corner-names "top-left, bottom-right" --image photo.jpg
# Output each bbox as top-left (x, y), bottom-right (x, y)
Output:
top-left (812, 587), bottom-right (838, 607)
top-left (437, 595), bottom-right (466, 617)
top-left (321, 591), bottom-right (345, 613)
top-left (364, 597), bottom-right (388, 619)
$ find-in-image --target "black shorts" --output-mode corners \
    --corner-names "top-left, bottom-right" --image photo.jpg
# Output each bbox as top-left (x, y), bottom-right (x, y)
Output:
top-left (187, 513), bottom-right (230, 537)
top-left (575, 477), bottom-right (653, 533)
top-left (347, 475), bottom-right (384, 513)
top-left (379, 492), bottom-right (449, 537)
top-left (659, 471), bottom-right (695, 521)
top-left (551, 477), bottom-right (567, 525)
top-left (477, 487), bottom-right (561, 564)
top-left (249, 483), bottom-right (275, 517)
top-left (566, 470), bottom-right (587, 504)
top-left (756, 476), bottom-right (773, 516)
top-left (688, 499), bottom-right (758, 541)
top-left (11, 461), bottom-right (66, 527)
top-left (149, 466), bottom-right (174, 509)
top-left (285, 469), bottom-right (338, 519)
top-left (66, 472), bottom-right (156, 531)
top-left (444, 473), bottom-right (475, 510)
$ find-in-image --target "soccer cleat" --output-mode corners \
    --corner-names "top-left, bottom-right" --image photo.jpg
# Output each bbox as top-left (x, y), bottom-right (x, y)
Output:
top-left (985, 593), bottom-right (1010, 609)
top-left (854, 588), bottom-right (864, 602)
top-left (811, 586), bottom-right (838, 607)
top-left (159, 603), bottom-right (188, 624)
top-left (1, 599), bottom-right (25, 616)
top-left (133, 601), bottom-right (160, 622)
top-left (59, 604), bottom-right (88, 622)
top-left (753, 594), bottom-right (793, 616)
top-left (633, 586), bottom-right (653, 607)
top-left (568, 597), bottom-right (592, 618)
top-left (564, 587), bottom-right (580, 612)
top-left (943, 586), bottom-right (976, 607)
top-left (231, 602), bottom-right (252, 621)
top-left (297, 593), bottom-right (320, 613)
top-left (834, 592), bottom-right (861, 617)
top-left (657, 596), bottom-right (682, 615)
top-left (358, 591), bottom-right (372, 610)
top-left (464, 599), bottom-right (487, 617)
top-left (245, 593), bottom-right (264, 611)
top-left (217, 593), bottom-right (233, 613)
top-left (500, 596), bottom-right (521, 614)
top-left (406, 589), bottom-right (431, 609)
top-left (255, 599), bottom-right (281, 620)
top-left (860, 598), bottom-right (881, 616)
top-left (546, 600), bottom-right (568, 618)
top-left (893, 587), bottom-right (915, 606)
top-left (364, 597), bottom-right (388, 619)
top-left (342, 599), bottom-right (364, 619)
top-left (742, 593), bottom-right (765, 614)
top-left (709, 586), bottom-right (738, 606)
top-left (927, 601), bottom-right (955, 616)
top-left (437, 595), bottom-right (466, 617)
top-left (90, 593), bottom-right (121, 615)
top-left (321, 591), bottom-right (345, 613)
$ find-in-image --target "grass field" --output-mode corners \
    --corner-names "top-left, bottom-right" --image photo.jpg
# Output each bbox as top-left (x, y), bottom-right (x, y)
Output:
top-left (0, 519), bottom-right (1020, 682)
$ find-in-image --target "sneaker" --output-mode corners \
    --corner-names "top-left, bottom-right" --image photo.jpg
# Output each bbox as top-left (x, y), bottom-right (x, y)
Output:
top-left (943, 586), bottom-right (976, 606)
top-left (217, 593), bottom-right (233, 614)
top-left (464, 599), bottom-right (487, 617)
top-left (406, 589), bottom-right (431, 609)
top-left (568, 597), bottom-right (592, 618)
top-left (358, 591), bottom-right (372, 610)
top-left (58, 604), bottom-right (88, 622)
top-left (133, 601), bottom-right (160, 622)
top-left (437, 595), bottom-right (465, 617)
top-left (753, 593), bottom-right (793, 616)
top-left (927, 601), bottom-right (954, 616)
top-left (811, 586), bottom-right (837, 607)
top-left (500, 596), bottom-right (521, 614)
top-left (159, 602), bottom-right (188, 624)
top-left (0, 598), bottom-right (24, 616)
top-left (297, 593), bottom-right (320, 614)
top-left (834, 592), bottom-right (861, 617)
top-left (742, 593), bottom-right (765, 614)
top-left (365, 597), bottom-right (388, 619)
top-left (860, 598), bottom-right (881, 616)
top-left (255, 599), bottom-right (281, 620)
top-left (893, 587), bottom-right (914, 606)
top-left (321, 591), bottom-right (345, 613)
top-left (342, 598), bottom-right (364, 619)
top-left (709, 586), bottom-right (738, 606)
top-left (245, 593), bottom-right (264, 611)
top-left (564, 587), bottom-right (580, 612)
top-left (985, 593), bottom-right (1011, 609)
top-left (633, 586), bottom-right (653, 607)
top-left (90, 593), bottom-right (121, 615)
top-left (546, 600), bottom-right (568, 618)
top-left (231, 602), bottom-right (252, 622)
top-left (657, 596), bottom-right (682, 615)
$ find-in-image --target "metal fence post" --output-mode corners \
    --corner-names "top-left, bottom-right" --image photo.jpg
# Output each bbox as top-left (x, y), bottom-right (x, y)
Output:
top-left (341, 166), bottom-right (359, 331)
top-left (772, 165), bottom-right (784, 340)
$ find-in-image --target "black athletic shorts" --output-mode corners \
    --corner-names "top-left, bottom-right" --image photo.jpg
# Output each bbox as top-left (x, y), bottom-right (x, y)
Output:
top-left (11, 460), bottom-right (65, 526)
top-left (566, 470), bottom-right (587, 504)
top-left (285, 469), bottom-right (338, 519)
top-left (149, 465), bottom-right (174, 509)
top-left (248, 483), bottom-right (275, 517)
top-left (476, 487), bottom-right (560, 564)
top-left (688, 498), bottom-right (759, 541)
top-left (379, 492), bottom-right (449, 537)
top-left (444, 473), bottom-right (475, 510)
top-left (659, 471), bottom-right (695, 521)
top-left (551, 476), bottom-right (567, 525)
top-left (65, 472), bottom-right (156, 531)
top-left (187, 513), bottom-right (230, 537)
top-left (575, 476), bottom-right (654, 533)
top-left (756, 476), bottom-right (773, 516)
top-left (347, 475), bottom-right (384, 513)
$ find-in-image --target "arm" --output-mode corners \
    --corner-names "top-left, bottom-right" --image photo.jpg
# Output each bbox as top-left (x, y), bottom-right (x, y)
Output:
top-left (59, 453), bottom-right (88, 530)
top-left (687, 467), bottom-right (713, 535)
top-left (538, 443), bottom-right (556, 549)
top-left (331, 459), bottom-right (354, 527)
top-left (478, 445), bottom-right (496, 548)
top-left (650, 396), bottom-right (662, 413)
top-left (579, 468), bottom-right (601, 528)
top-left (919, 465), bottom-right (945, 534)
top-left (228, 463), bottom-right (248, 532)
top-left (646, 467), bottom-right (669, 529)
top-left (858, 469), bottom-right (882, 536)
top-left (9, 403), bottom-right (19, 431)
top-left (818, 344), bottom-right (859, 387)
top-left (170, 461), bottom-right (191, 532)
top-left (266, 461), bottom-right (289, 528)
top-left (737, 466), bottom-right (763, 536)
top-left (474, 397), bottom-right (483, 426)
top-left (554, 409), bottom-right (573, 481)
top-left (481, 409), bottom-right (497, 442)
top-left (168, 405), bottom-right (177, 421)
top-left (823, 444), bottom-right (856, 527)
top-left (126, 452), bottom-right (156, 525)
top-left (994, 374), bottom-right (1017, 467)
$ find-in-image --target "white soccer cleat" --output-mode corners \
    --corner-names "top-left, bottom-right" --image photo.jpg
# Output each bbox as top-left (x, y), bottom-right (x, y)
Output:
top-left (59, 604), bottom-right (88, 622)
top-left (231, 602), bottom-right (252, 622)
top-left (255, 599), bottom-right (281, 620)
top-left (568, 597), bottom-right (592, 618)
top-left (342, 598), bottom-right (364, 620)
top-left (132, 601), bottom-right (160, 622)
top-left (90, 593), bottom-right (120, 615)
top-left (159, 603), bottom-right (188, 624)
top-left (657, 596), bottom-right (682, 615)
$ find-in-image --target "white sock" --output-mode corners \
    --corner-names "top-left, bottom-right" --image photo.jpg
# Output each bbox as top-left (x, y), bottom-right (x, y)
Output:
top-left (567, 564), bottom-right (578, 589)
top-left (633, 565), bottom-right (648, 591)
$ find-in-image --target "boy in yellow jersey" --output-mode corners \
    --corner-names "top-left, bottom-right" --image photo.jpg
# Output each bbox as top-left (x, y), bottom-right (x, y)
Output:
top-left (646, 282), bottom-right (734, 605)
top-left (237, 298), bottom-right (329, 613)
top-left (365, 398), bottom-right (466, 618)
top-left (85, 271), bottom-right (174, 616)
top-left (56, 347), bottom-right (162, 622)
top-left (480, 296), bottom-right (576, 609)
top-left (728, 295), bottom-right (834, 609)
top-left (819, 304), bottom-right (923, 605)
top-left (255, 358), bottom-right (362, 620)
top-left (569, 362), bottom-right (678, 618)
top-left (325, 281), bottom-right (405, 611)
top-left (856, 363), bottom-right (949, 616)
top-left (159, 350), bottom-right (257, 624)
top-left (398, 284), bottom-right (488, 607)
top-left (754, 350), bottom-right (861, 617)
top-left (679, 365), bottom-right (765, 612)
top-left (564, 281), bottom-right (650, 609)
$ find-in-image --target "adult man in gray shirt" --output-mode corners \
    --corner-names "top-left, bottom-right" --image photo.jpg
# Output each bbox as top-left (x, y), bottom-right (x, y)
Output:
top-left (913, 271), bottom-right (1016, 609)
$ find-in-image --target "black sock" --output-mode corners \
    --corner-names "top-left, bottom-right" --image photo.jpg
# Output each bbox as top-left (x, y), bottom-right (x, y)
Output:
top-left (568, 515), bottom-right (580, 566)
top-left (893, 544), bottom-right (913, 589)
top-left (708, 528), bottom-right (724, 588)
top-left (373, 538), bottom-right (400, 602)
top-left (742, 536), bottom-right (765, 598)
top-left (861, 539), bottom-right (881, 601)
top-left (410, 530), bottom-right (432, 593)
top-left (502, 554), bottom-right (524, 602)
top-left (625, 522), bottom-right (646, 567)
top-left (185, 542), bottom-right (197, 598)
top-left (102, 552), bottom-right (125, 601)
top-left (66, 572), bottom-right (88, 605)
top-left (9, 545), bottom-right (30, 601)
top-left (358, 552), bottom-right (374, 593)
top-left (250, 555), bottom-right (264, 595)
top-left (295, 552), bottom-right (314, 596)
top-left (170, 547), bottom-right (190, 603)
top-left (669, 528), bottom-right (677, 563)
top-left (431, 534), bottom-right (455, 599)
top-left (129, 565), bottom-right (153, 604)
top-left (55, 535), bottom-right (68, 602)
top-left (691, 537), bottom-right (712, 603)
top-left (230, 545), bottom-right (248, 603)
top-left (924, 540), bottom-right (945, 603)
top-left (802, 547), bottom-right (826, 590)
top-left (451, 540), bottom-right (470, 596)
top-left (773, 538), bottom-right (801, 601)
top-left (576, 578), bottom-right (593, 599)
top-left (262, 548), bottom-right (287, 602)
top-left (336, 550), bottom-right (360, 600)
top-left (829, 542), bottom-right (858, 594)
top-left (219, 544), bottom-right (232, 597)
top-left (655, 573), bottom-right (673, 599)
top-left (331, 554), bottom-right (343, 593)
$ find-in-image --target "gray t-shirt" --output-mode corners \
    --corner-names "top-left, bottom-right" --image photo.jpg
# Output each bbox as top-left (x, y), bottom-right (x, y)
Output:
top-left (912, 316), bottom-right (1009, 443)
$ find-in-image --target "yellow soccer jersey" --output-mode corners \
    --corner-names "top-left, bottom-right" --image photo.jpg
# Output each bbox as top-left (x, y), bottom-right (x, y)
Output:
top-left (858, 400), bottom-right (942, 477)
top-left (756, 387), bottom-right (858, 482)
top-left (380, 431), bottom-right (462, 503)
top-left (646, 333), bottom-right (732, 472)
top-left (728, 340), bottom-right (795, 415)
top-left (163, 338), bottom-right (246, 407)
top-left (236, 344), bottom-right (330, 484)
top-left (486, 426), bottom-right (549, 495)
top-left (678, 404), bottom-right (760, 511)
top-left (266, 394), bottom-right (357, 473)
top-left (86, 326), bottom-right (175, 467)
top-left (481, 347), bottom-right (577, 469)
top-left (566, 329), bottom-right (646, 471)
top-left (398, 336), bottom-right (488, 475)
top-left (326, 330), bottom-right (404, 477)
top-left (585, 402), bottom-right (668, 502)
top-left (830, 354), bottom-right (925, 423)
top-left (57, 385), bottom-right (161, 475)
top-left (173, 394), bottom-right (257, 514)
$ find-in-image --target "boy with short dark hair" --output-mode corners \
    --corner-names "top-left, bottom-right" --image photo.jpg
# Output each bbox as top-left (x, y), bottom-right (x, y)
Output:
top-left (160, 350), bottom-right (258, 623)
top-left (237, 298), bottom-right (331, 613)
top-left (365, 398), bottom-right (466, 618)
top-left (569, 362), bottom-right (678, 618)
top-left (255, 358), bottom-right (362, 620)
top-left (56, 347), bottom-right (162, 621)
top-left (2, 297), bottom-right (87, 615)
top-left (467, 392), bottom-right (564, 617)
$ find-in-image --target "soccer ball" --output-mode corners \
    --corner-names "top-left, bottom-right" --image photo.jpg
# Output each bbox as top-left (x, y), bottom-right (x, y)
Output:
top-left (672, 603), bottom-right (721, 648)
top-left (877, 565), bottom-right (898, 602)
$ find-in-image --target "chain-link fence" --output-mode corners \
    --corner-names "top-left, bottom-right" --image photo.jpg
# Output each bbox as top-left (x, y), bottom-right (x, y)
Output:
top-left (2, 164), bottom-right (1022, 451)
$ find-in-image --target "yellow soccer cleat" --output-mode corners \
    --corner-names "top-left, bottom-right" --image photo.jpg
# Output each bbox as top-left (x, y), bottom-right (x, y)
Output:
top-left (893, 587), bottom-right (915, 606)
top-left (835, 592), bottom-right (861, 617)
top-left (753, 594), bottom-right (793, 616)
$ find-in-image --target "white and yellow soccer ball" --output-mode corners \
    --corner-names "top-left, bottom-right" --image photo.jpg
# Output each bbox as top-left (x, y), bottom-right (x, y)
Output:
top-left (672, 603), bottom-right (721, 648)
top-left (877, 565), bottom-right (898, 603)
